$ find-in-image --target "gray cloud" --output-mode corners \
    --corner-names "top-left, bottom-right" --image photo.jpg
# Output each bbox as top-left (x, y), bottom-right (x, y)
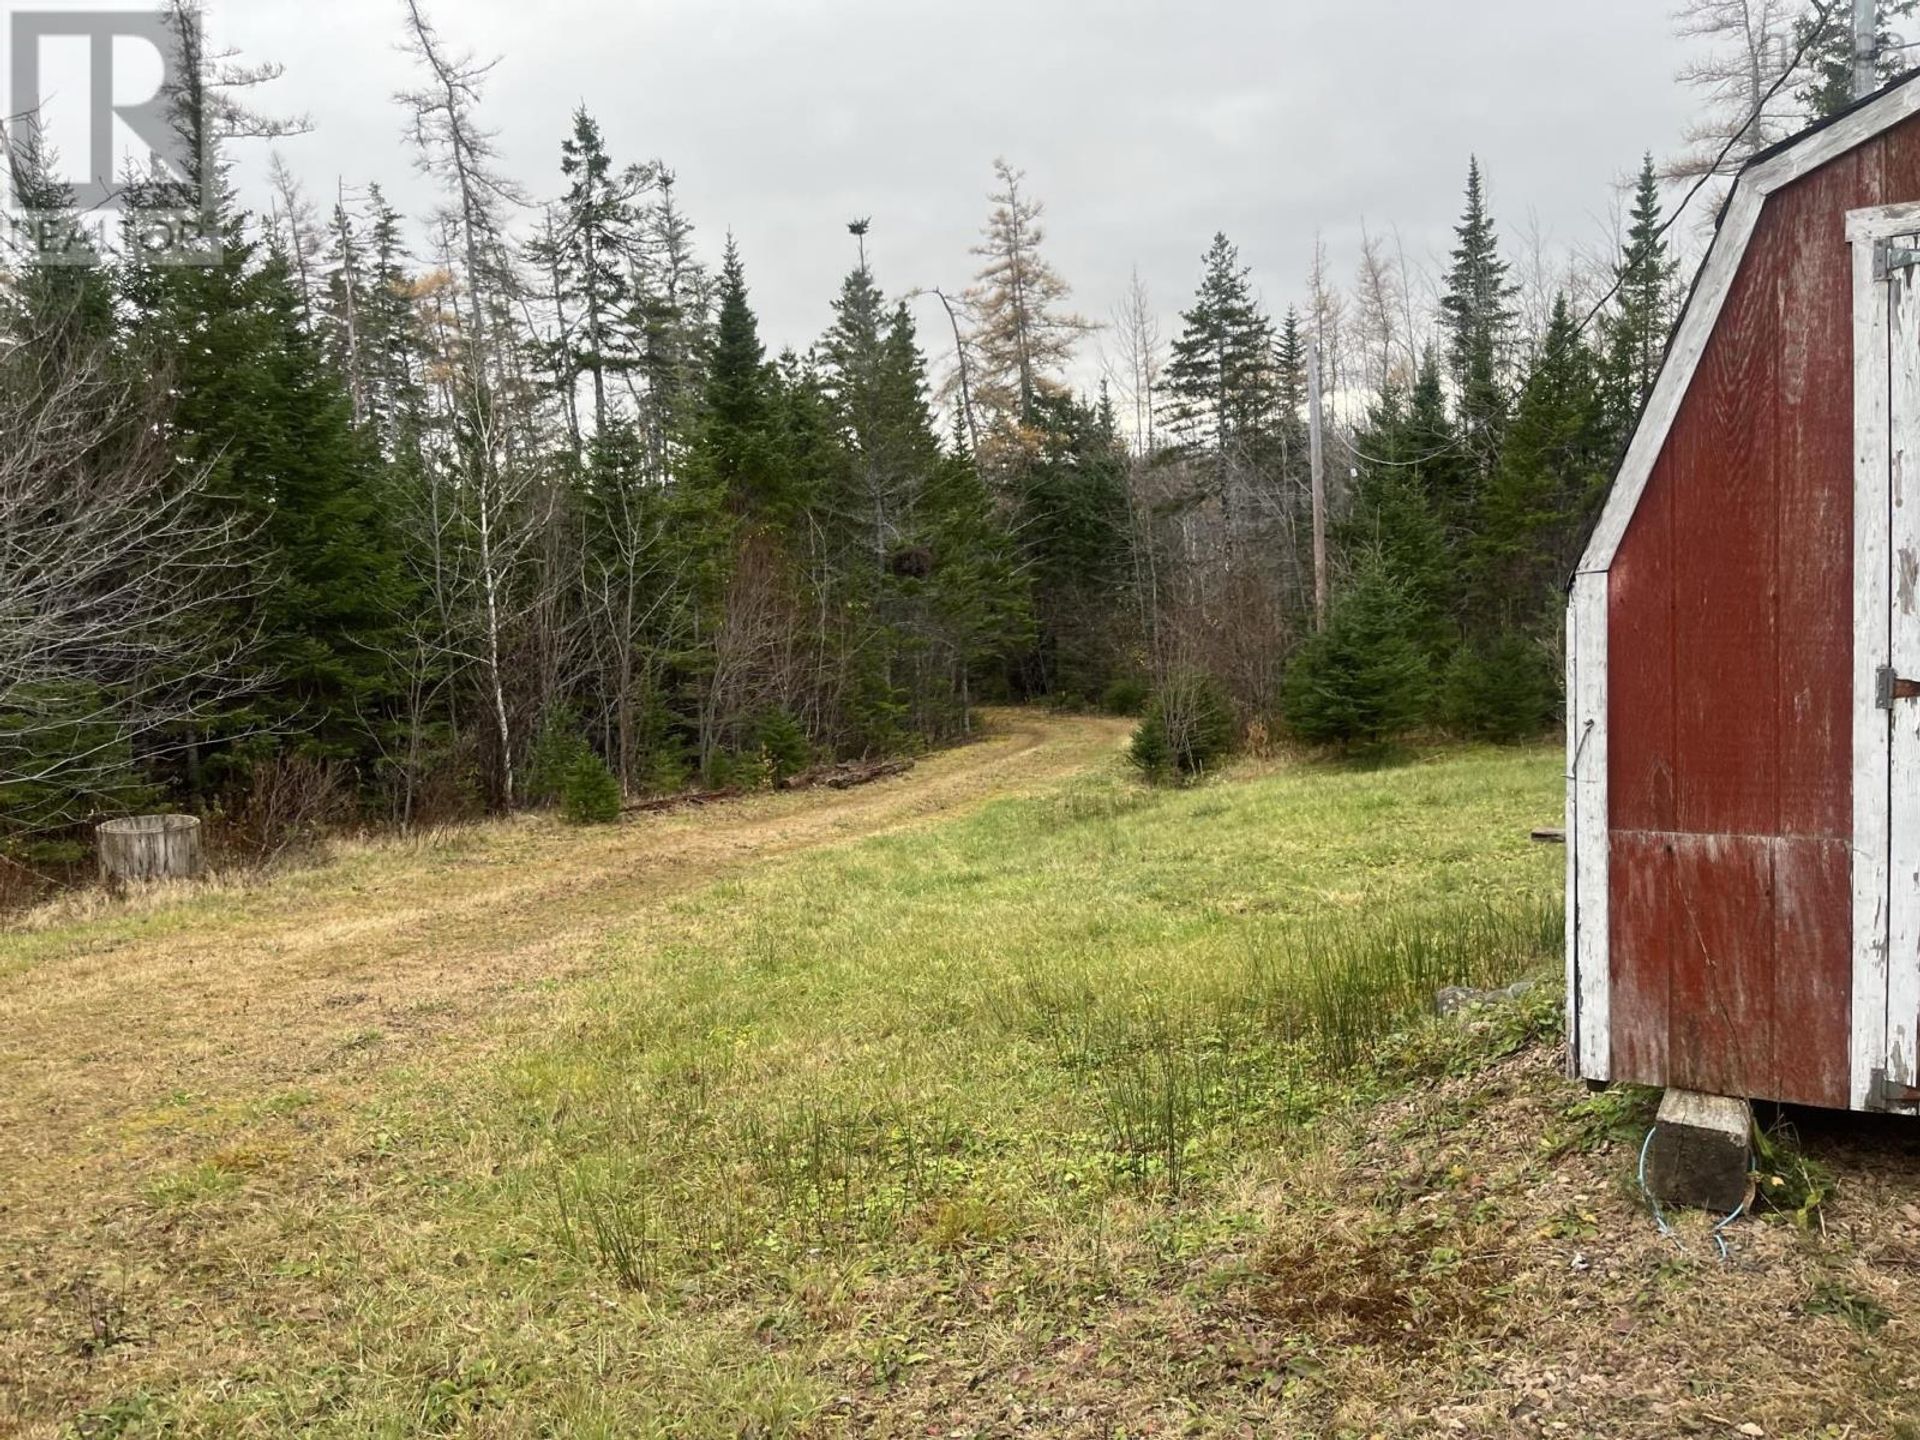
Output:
top-left (217, 0), bottom-right (1700, 373)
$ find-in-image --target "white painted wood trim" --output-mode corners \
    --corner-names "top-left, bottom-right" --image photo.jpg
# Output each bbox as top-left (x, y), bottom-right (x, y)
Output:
top-left (1888, 234), bottom-right (1920, 1106)
top-left (1564, 593), bottom-right (1580, 1073)
top-left (1853, 226), bottom-right (1894, 1110)
top-left (1848, 200), bottom-right (1920, 241)
top-left (1568, 571), bottom-right (1610, 1081)
top-left (1754, 82), bottom-right (1920, 192)
top-left (1582, 77), bottom-right (1920, 580)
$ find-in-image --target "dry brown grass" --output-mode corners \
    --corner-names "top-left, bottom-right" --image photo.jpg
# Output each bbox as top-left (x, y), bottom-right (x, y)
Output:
top-left (4, 715), bottom-right (1914, 1439)
top-left (0, 710), bottom-right (1132, 1437)
top-left (840, 1040), bottom-right (1920, 1438)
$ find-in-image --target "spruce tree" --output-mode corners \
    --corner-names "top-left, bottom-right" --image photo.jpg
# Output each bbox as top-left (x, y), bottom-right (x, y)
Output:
top-left (690, 239), bottom-right (783, 520)
top-left (553, 108), bottom-right (641, 439)
top-left (1274, 308), bottom-right (1310, 469)
top-left (821, 250), bottom-right (927, 573)
top-left (1008, 390), bottom-right (1133, 700)
top-left (1796, 1), bottom-right (1919, 118)
top-left (127, 218), bottom-right (410, 772)
top-left (631, 167), bottom-right (711, 483)
top-left (1438, 158), bottom-right (1517, 484)
top-left (1345, 370), bottom-right (1457, 660)
top-left (1282, 550), bottom-right (1433, 748)
top-left (1475, 294), bottom-right (1607, 624)
top-left (1601, 155), bottom-right (1679, 442)
top-left (1165, 233), bottom-right (1280, 461)
top-left (354, 187), bottom-right (431, 464)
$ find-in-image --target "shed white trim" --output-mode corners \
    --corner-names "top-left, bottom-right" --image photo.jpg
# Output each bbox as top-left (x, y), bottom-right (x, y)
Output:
top-left (1568, 571), bottom-right (1609, 1081)
top-left (1851, 212), bottom-right (1895, 1109)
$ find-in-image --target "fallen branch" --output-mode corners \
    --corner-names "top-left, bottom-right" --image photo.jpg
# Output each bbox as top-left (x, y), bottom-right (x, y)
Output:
top-left (621, 789), bottom-right (742, 817)
top-left (621, 757), bottom-right (916, 816)
top-left (788, 758), bottom-right (916, 792)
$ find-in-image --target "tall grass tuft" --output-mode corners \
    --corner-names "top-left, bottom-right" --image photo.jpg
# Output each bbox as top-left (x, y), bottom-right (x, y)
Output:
top-left (1010, 895), bottom-right (1562, 1193)
top-left (1250, 897), bottom-right (1563, 1072)
top-left (554, 1159), bottom-right (657, 1291)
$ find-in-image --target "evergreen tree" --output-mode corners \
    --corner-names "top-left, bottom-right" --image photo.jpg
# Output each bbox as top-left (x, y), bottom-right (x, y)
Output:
top-left (816, 250), bottom-right (1022, 740)
top-left (1600, 154), bottom-right (1679, 442)
top-left (319, 191), bottom-right (371, 426)
top-left (552, 108), bottom-right (641, 440)
top-left (631, 167), bottom-right (711, 483)
top-left (1009, 390), bottom-right (1133, 700)
top-left (1796, 1), bottom-right (1919, 118)
top-left (1344, 432), bottom-right (1455, 661)
top-left (1282, 551), bottom-right (1433, 748)
top-left (1273, 308), bottom-right (1310, 473)
top-left (1475, 294), bottom-right (1608, 623)
top-left (127, 217), bottom-right (410, 773)
top-left (355, 187), bottom-right (431, 464)
top-left (1345, 345), bottom-right (1470, 648)
top-left (1165, 233), bottom-right (1281, 462)
top-left (1440, 630), bottom-right (1559, 742)
top-left (1437, 158), bottom-right (1517, 484)
top-left (821, 249), bottom-right (930, 572)
top-left (690, 239), bottom-right (783, 521)
top-left (918, 445), bottom-right (1028, 729)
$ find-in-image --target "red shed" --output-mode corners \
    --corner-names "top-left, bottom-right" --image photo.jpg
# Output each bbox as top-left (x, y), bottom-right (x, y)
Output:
top-left (1568, 77), bottom-right (1920, 1115)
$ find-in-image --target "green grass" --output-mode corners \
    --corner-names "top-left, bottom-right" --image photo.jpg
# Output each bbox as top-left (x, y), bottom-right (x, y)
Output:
top-left (369, 744), bottom-right (1561, 1431)
top-left (60, 742), bottom-right (1568, 1435)
top-left (511, 746), bottom-right (1558, 1253)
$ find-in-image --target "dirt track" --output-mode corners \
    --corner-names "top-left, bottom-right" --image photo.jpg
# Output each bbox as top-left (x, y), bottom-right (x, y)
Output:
top-left (0, 709), bottom-right (1131, 1218)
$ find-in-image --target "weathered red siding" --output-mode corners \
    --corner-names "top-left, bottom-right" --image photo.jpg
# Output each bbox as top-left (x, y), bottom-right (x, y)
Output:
top-left (1607, 117), bottom-right (1920, 1108)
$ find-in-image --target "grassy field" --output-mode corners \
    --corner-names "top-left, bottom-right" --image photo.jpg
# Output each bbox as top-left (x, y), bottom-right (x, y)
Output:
top-left (3, 712), bottom-right (1915, 1437)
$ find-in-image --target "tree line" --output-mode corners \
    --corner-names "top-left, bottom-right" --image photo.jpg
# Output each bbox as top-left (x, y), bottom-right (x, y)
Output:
top-left (0, 0), bottom-right (1870, 875)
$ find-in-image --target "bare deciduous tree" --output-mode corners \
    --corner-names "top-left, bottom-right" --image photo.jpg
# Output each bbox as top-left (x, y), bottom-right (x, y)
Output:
top-left (0, 313), bottom-right (257, 832)
top-left (1104, 266), bottom-right (1163, 456)
top-left (1352, 225), bottom-right (1410, 401)
top-left (399, 0), bottom-right (553, 809)
top-left (1669, 0), bottom-right (1804, 178)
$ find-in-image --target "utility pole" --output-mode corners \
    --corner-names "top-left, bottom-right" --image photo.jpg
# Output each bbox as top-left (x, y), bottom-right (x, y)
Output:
top-left (1856, 0), bottom-right (1880, 102)
top-left (1307, 337), bottom-right (1330, 631)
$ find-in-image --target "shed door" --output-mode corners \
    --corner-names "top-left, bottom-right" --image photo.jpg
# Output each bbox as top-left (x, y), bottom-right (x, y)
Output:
top-left (1880, 232), bottom-right (1920, 1107)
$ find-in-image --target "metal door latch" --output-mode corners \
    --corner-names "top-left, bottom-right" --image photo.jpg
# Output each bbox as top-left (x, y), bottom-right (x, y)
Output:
top-left (1876, 238), bottom-right (1920, 281)
top-left (1871, 1068), bottom-right (1920, 1112)
top-left (1877, 666), bottom-right (1920, 709)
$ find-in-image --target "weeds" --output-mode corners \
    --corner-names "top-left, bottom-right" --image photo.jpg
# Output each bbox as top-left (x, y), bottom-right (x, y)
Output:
top-left (1806, 1277), bottom-right (1893, 1334)
top-left (533, 893), bottom-right (1563, 1288)
top-left (1752, 1120), bottom-right (1835, 1229)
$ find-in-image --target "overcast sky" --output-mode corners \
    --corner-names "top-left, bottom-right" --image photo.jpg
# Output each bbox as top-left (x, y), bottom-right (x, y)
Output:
top-left (199, 0), bottom-right (1701, 374)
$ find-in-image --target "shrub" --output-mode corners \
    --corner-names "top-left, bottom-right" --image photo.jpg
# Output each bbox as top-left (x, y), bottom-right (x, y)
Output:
top-left (228, 754), bottom-right (354, 863)
top-left (1439, 630), bottom-right (1560, 743)
top-left (1130, 671), bottom-right (1238, 783)
top-left (632, 739), bottom-right (690, 799)
top-left (560, 750), bottom-right (622, 825)
top-left (749, 708), bottom-right (813, 783)
top-left (1101, 675), bottom-right (1150, 717)
top-left (1282, 553), bottom-right (1432, 748)
top-left (526, 717), bottom-right (593, 807)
